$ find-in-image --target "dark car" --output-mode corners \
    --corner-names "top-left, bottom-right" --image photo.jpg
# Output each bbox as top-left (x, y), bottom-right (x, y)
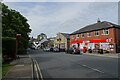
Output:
top-left (66, 48), bottom-right (74, 54)
top-left (88, 49), bottom-right (92, 53)
top-left (73, 48), bottom-right (81, 54)
top-left (50, 47), bottom-right (54, 52)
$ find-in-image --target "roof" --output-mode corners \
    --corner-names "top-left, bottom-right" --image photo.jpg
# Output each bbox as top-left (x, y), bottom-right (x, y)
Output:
top-left (61, 33), bottom-right (70, 39)
top-left (71, 21), bottom-right (120, 35)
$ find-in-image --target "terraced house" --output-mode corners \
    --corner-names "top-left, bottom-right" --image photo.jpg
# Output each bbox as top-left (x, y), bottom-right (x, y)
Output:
top-left (70, 20), bottom-right (120, 53)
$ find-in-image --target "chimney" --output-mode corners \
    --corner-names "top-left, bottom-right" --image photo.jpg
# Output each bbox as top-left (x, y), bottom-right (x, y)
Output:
top-left (97, 18), bottom-right (101, 23)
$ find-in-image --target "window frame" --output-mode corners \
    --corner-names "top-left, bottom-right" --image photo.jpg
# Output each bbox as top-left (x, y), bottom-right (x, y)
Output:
top-left (102, 29), bottom-right (109, 35)
top-left (71, 35), bottom-right (74, 39)
top-left (87, 32), bottom-right (91, 37)
top-left (76, 34), bottom-right (80, 39)
top-left (94, 31), bottom-right (99, 36)
top-left (81, 33), bottom-right (85, 38)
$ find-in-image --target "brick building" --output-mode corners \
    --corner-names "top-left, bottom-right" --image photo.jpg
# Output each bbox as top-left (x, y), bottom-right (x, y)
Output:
top-left (70, 20), bottom-right (120, 53)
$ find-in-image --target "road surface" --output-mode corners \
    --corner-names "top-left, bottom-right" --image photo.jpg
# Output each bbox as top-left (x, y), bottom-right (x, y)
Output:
top-left (28, 49), bottom-right (118, 79)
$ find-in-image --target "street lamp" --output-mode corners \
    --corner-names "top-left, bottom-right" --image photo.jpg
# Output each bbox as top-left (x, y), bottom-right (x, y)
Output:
top-left (15, 34), bottom-right (21, 59)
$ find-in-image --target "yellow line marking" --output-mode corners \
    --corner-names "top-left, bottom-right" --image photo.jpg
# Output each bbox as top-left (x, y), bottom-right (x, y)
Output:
top-left (34, 60), bottom-right (39, 80)
top-left (35, 60), bottom-right (44, 80)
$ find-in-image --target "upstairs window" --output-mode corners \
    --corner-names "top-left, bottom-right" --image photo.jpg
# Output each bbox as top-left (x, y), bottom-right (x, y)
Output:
top-left (76, 34), bottom-right (79, 39)
top-left (94, 31), bottom-right (99, 36)
top-left (87, 32), bottom-right (91, 37)
top-left (81, 33), bottom-right (84, 38)
top-left (72, 35), bottom-right (74, 39)
top-left (103, 29), bottom-right (109, 35)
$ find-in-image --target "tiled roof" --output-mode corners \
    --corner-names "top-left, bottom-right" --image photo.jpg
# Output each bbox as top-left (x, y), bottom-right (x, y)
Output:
top-left (71, 21), bottom-right (120, 35)
top-left (61, 33), bottom-right (70, 39)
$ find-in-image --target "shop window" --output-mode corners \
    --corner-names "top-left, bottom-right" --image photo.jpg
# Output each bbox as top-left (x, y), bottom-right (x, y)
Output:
top-left (87, 32), bottom-right (91, 37)
top-left (103, 29), bottom-right (109, 35)
top-left (81, 33), bottom-right (84, 38)
top-left (94, 31), bottom-right (99, 36)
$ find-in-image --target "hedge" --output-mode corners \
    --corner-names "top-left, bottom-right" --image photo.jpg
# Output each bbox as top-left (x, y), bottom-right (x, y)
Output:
top-left (2, 37), bottom-right (16, 59)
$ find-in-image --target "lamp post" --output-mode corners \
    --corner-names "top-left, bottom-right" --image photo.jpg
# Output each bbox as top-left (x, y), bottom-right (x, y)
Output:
top-left (15, 34), bottom-right (21, 59)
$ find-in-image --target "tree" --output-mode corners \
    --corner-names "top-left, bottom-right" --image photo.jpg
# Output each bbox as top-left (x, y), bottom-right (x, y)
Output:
top-left (37, 33), bottom-right (47, 41)
top-left (2, 3), bottom-right (32, 54)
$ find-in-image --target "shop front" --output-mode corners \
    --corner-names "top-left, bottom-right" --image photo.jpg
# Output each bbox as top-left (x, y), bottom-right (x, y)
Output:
top-left (70, 39), bottom-right (115, 53)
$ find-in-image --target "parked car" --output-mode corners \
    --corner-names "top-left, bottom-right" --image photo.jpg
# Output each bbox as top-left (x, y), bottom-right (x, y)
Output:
top-left (53, 48), bottom-right (59, 52)
top-left (50, 47), bottom-right (54, 52)
top-left (31, 46), bottom-right (37, 50)
top-left (43, 47), bottom-right (50, 52)
top-left (73, 48), bottom-right (81, 54)
top-left (88, 49), bottom-right (92, 53)
top-left (82, 47), bottom-right (87, 53)
top-left (60, 48), bottom-right (65, 52)
top-left (66, 48), bottom-right (74, 54)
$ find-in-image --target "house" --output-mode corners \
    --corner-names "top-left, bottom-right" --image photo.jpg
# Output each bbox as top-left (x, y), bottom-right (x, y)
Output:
top-left (54, 32), bottom-right (70, 51)
top-left (70, 20), bottom-right (120, 53)
top-left (47, 37), bottom-right (55, 48)
top-left (41, 37), bottom-right (55, 48)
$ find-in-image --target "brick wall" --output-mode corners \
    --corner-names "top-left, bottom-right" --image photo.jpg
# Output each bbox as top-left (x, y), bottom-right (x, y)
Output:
top-left (70, 28), bottom-right (119, 53)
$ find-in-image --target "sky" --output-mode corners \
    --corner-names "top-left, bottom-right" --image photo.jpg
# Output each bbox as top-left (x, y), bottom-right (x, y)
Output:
top-left (3, 0), bottom-right (119, 38)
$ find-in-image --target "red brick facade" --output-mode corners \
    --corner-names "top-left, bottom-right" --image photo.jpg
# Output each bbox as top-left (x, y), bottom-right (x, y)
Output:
top-left (70, 28), bottom-right (120, 53)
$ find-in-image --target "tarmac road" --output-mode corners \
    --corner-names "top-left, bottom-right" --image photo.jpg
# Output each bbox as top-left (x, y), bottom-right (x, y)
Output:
top-left (28, 49), bottom-right (118, 79)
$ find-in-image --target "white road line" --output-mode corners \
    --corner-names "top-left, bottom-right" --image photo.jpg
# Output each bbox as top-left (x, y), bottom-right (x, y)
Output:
top-left (82, 64), bottom-right (104, 73)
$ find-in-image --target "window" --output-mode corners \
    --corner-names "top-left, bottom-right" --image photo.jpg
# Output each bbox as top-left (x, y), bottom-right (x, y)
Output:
top-left (81, 33), bottom-right (84, 38)
top-left (87, 32), bottom-right (91, 37)
top-left (76, 34), bottom-right (79, 39)
top-left (103, 29), bottom-right (109, 35)
top-left (94, 31), bottom-right (99, 36)
top-left (72, 35), bottom-right (74, 39)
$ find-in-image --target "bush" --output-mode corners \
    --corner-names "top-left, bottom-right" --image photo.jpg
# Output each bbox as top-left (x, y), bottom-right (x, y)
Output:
top-left (17, 47), bottom-right (27, 54)
top-left (2, 37), bottom-right (16, 59)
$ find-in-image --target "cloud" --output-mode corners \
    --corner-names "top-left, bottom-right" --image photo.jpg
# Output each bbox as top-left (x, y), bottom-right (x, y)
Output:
top-left (3, 0), bottom-right (120, 2)
top-left (4, 2), bottom-right (118, 38)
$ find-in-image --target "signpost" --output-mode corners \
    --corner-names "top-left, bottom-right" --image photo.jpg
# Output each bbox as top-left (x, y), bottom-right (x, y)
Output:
top-left (15, 34), bottom-right (21, 59)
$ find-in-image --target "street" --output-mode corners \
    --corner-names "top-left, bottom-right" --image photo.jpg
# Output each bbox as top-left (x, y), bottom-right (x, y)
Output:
top-left (28, 49), bottom-right (118, 79)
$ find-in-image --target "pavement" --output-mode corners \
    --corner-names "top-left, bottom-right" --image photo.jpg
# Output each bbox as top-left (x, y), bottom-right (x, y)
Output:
top-left (2, 55), bottom-right (33, 80)
top-left (83, 52), bottom-right (119, 58)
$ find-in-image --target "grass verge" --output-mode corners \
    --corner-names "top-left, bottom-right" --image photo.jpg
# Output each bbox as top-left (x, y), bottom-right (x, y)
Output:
top-left (2, 63), bottom-right (12, 77)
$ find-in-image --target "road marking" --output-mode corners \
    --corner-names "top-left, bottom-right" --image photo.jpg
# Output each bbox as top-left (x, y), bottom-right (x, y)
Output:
top-left (82, 64), bottom-right (104, 73)
top-left (35, 59), bottom-right (44, 80)
top-left (34, 62), bottom-right (39, 80)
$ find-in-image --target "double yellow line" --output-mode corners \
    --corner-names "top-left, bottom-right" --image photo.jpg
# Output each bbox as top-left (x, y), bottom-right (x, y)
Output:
top-left (33, 59), bottom-right (43, 80)
top-left (28, 54), bottom-right (43, 80)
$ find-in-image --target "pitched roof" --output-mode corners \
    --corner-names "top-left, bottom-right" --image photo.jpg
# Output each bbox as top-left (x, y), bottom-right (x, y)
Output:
top-left (61, 33), bottom-right (70, 39)
top-left (71, 21), bottom-right (120, 35)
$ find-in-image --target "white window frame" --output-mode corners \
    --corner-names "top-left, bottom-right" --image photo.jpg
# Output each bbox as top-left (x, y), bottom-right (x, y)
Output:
top-left (81, 33), bottom-right (84, 38)
top-left (94, 31), bottom-right (99, 36)
top-left (76, 34), bottom-right (79, 39)
top-left (71, 35), bottom-right (74, 39)
top-left (87, 32), bottom-right (91, 37)
top-left (102, 29), bottom-right (109, 35)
